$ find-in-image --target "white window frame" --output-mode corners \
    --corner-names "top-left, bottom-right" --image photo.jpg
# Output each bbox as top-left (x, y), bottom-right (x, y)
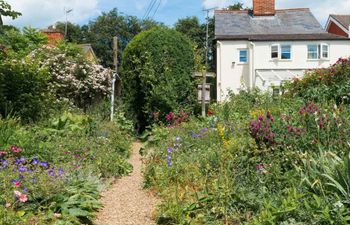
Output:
top-left (307, 44), bottom-right (319, 60)
top-left (280, 44), bottom-right (292, 60)
top-left (307, 43), bottom-right (329, 60)
top-left (271, 44), bottom-right (279, 59)
top-left (238, 49), bottom-right (248, 64)
top-left (320, 43), bottom-right (329, 59)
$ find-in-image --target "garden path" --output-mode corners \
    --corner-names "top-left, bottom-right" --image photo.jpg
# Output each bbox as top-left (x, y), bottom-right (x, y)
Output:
top-left (95, 141), bottom-right (159, 225)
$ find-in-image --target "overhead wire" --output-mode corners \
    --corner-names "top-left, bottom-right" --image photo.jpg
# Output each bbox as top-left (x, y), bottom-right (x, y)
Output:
top-left (142, 0), bottom-right (157, 20)
top-left (150, 0), bottom-right (162, 19)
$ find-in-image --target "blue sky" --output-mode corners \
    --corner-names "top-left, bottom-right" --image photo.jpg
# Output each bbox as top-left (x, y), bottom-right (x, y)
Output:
top-left (3, 0), bottom-right (350, 29)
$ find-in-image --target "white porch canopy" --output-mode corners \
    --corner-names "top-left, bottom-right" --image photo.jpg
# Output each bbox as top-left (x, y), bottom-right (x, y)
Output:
top-left (255, 69), bottom-right (305, 91)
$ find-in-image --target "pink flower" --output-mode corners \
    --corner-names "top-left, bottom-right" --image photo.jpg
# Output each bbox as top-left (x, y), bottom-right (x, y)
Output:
top-left (10, 145), bottom-right (22, 153)
top-left (54, 213), bottom-right (61, 218)
top-left (14, 190), bottom-right (28, 203)
top-left (5, 203), bottom-right (11, 208)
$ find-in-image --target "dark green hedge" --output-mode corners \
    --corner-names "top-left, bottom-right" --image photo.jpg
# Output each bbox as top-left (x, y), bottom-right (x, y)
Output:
top-left (121, 27), bottom-right (196, 131)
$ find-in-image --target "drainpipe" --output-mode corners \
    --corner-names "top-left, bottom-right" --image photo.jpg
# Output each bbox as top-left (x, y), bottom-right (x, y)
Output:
top-left (249, 42), bottom-right (256, 90)
top-left (217, 41), bottom-right (222, 102)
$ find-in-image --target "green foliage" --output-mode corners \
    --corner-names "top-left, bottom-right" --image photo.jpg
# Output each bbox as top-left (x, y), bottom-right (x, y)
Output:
top-left (84, 8), bottom-right (159, 68)
top-left (0, 110), bottom-right (132, 224)
top-left (0, 59), bottom-right (52, 122)
top-left (0, 0), bottom-right (22, 26)
top-left (144, 83), bottom-right (350, 224)
top-left (121, 27), bottom-right (196, 131)
top-left (286, 57), bottom-right (350, 104)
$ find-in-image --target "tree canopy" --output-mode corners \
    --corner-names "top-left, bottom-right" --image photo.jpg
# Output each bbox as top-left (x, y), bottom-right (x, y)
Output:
top-left (0, 0), bottom-right (21, 26)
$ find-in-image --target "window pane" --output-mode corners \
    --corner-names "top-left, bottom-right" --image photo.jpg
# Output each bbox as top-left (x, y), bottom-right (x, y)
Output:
top-left (239, 50), bottom-right (248, 62)
top-left (271, 45), bottom-right (278, 58)
top-left (322, 45), bottom-right (329, 58)
top-left (308, 45), bottom-right (318, 59)
top-left (281, 45), bottom-right (291, 59)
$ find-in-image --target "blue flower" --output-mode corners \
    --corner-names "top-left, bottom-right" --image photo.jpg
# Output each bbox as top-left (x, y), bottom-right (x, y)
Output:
top-left (1, 160), bottom-right (8, 168)
top-left (48, 169), bottom-right (55, 177)
top-left (58, 167), bottom-right (64, 175)
top-left (166, 155), bottom-right (172, 167)
top-left (40, 162), bottom-right (49, 168)
top-left (19, 166), bottom-right (27, 173)
top-left (31, 158), bottom-right (39, 165)
top-left (201, 128), bottom-right (209, 133)
top-left (167, 148), bottom-right (173, 154)
top-left (15, 157), bottom-right (26, 165)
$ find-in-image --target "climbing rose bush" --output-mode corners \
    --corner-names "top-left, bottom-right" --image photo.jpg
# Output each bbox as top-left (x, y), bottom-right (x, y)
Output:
top-left (28, 45), bottom-right (112, 108)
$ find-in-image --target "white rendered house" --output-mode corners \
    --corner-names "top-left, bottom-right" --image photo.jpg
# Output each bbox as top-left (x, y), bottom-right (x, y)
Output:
top-left (215, 0), bottom-right (350, 101)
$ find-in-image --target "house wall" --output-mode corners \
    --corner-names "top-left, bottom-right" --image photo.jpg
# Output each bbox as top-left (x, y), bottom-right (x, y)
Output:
top-left (216, 40), bottom-right (250, 101)
top-left (327, 21), bottom-right (348, 37)
top-left (217, 40), bottom-right (350, 101)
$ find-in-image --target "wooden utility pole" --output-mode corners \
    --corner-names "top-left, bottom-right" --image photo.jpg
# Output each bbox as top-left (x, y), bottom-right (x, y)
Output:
top-left (111, 37), bottom-right (118, 121)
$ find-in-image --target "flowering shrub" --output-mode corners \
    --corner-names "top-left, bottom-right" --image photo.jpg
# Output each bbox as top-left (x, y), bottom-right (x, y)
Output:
top-left (287, 57), bottom-right (350, 103)
top-left (249, 111), bottom-right (276, 147)
top-left (28, 45), bottom-right (112, 109)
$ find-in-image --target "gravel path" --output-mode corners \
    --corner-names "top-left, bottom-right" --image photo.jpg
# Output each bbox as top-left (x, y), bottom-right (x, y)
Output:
top-left (95, 141), bottom-right (159, 225)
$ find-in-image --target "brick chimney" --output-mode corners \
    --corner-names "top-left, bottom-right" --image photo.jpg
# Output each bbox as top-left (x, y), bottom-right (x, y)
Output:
top-left (253, 0), bottom-right (275, 16)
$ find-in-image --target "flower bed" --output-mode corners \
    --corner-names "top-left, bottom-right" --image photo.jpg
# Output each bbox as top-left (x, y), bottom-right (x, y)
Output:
top-left (0, 114), bottom-right (132, 224)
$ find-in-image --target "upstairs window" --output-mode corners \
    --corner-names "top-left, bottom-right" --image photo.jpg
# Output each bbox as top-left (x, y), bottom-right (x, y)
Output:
top-left (271, 44), bottom-right (279, 59)
top-left (271, 44), bottom-right (291, 60)
top-left (239, 49), bottom-right (248, 63)
top-left (308, 45), bottom-right (318, 59)
top-left (308, 44), bottom-right (329, 59)
top-left (281, 45), bottom-right (291, 59)
top-left (321, 44), bottom-right (329, 59)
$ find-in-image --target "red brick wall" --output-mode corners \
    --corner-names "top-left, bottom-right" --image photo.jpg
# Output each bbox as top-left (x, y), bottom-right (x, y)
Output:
top-left (253, 0), bottom-right (275, 16)
top-left (327, 21), bottom-right (348, 37)
top-left (43, 32), bottom-right (65, 45)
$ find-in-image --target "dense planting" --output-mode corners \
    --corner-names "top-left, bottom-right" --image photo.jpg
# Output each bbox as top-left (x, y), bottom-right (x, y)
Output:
top-left (0, 25), bottom-right (133, 224)
top-left (0, 114), bottom-right (132, 224)
top-left (144, 58), bottom-right (350, 224)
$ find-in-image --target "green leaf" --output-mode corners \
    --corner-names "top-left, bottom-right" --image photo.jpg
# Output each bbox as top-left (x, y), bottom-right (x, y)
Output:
top-left (68, 208), bottom-right (90, 217)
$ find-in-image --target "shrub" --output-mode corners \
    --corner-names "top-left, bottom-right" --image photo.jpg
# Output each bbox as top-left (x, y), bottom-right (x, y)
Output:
top-left (286, 57), bottom-right (350, 103)
top-left (28, 45), bottom-right (112, 110)
top-left (0, 59), bottom-right (52, 122)
top-left (121, 27), bottom-right (196, 131)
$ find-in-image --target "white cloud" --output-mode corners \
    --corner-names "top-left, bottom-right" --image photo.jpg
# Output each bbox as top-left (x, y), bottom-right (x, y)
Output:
top-left (3, 0), bottom-right (99, 28)
top-left (202, 0), bottom-right (350, 25)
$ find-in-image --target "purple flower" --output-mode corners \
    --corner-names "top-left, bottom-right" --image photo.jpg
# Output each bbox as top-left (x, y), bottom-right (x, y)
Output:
top-left (31, 158), bottom-right (39, 165)
top-left (201, 128), bottom-right (209, 133)
top-left (1, 160), bottom-right (8, 168)
top-left (15, 157), bottom-right (26, 165)
top-left (58, 167), bottom-right (64, 175)
top-left (166, 155), bottom-right (172, 167)
top-left (40, 162), bottom-right (49, 168)
top-left (32, 178), bottom-right (38, 184)
top-left (167, 148), bottom-right (173, 154)
top-left (19, 174), bottom-right (24, 180)
top-left (23, 188), bottom-right (28, 193)
top-left (19, 166), bottom-right (27, 173)
top-left (48, 170), bottom-right (55, 177)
